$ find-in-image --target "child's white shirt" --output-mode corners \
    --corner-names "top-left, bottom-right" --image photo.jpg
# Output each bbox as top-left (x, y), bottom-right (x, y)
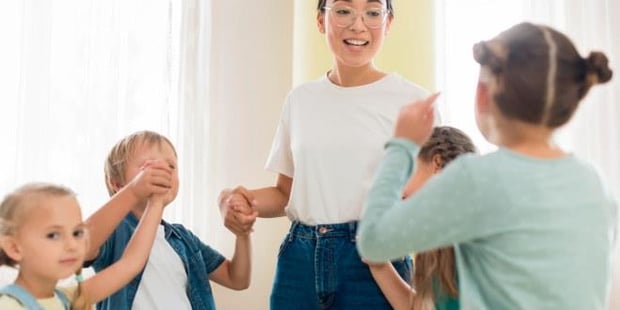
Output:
top-left (132, 225), bottom-right (192, 309)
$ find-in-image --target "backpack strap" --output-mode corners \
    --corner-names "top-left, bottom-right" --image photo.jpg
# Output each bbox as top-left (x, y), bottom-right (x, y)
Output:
top-left (0, 284), bottom-right (44, 310)
top-left (54, 287), bottom-right (71, 309)
top-left (0, 284), bottom-right (71, 310)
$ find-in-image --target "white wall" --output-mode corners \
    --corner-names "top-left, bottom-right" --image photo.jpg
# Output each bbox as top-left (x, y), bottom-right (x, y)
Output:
top-left (208, 1), bottom-right (294, 309)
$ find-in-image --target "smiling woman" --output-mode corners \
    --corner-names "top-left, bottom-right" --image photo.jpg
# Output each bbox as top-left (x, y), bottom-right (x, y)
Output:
top-left (217, 0), bottom-right (435, 309)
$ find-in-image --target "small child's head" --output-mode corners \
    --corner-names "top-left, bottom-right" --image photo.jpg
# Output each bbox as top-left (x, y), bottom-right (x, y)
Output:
top-left (473, 22), bottom-right (612, 139)
top-left (402, 126), bottom-right (477, 199)
top-left (104, 130), bottom-right (179, 207)
top-left (0, 183), bottom-right (86, 280)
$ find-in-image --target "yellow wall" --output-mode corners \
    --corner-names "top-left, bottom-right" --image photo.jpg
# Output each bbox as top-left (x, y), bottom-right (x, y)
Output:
top-left (293, 0), bottom-right (435, 90)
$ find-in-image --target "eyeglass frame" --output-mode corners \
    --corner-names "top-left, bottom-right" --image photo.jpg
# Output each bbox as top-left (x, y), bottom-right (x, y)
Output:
top-left (323, 5), bottom-right (391, 29)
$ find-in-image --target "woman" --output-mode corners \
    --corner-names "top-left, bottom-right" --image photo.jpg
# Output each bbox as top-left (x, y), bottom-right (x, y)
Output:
top-left (219, 0), bottom-right (431, 308)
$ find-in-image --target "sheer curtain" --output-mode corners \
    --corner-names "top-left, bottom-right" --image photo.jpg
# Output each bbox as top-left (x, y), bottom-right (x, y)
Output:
top-left (435, 0), bottom-right (619, 307)
top-left (0, 0), bottom-right (214, 282)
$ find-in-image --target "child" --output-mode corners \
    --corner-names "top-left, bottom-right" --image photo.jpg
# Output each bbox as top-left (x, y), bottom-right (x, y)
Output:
top-left (358, 22), bottom-right (617, 309)
top-left (368, 126), bottom-right (476, 310)
top-left (0, 181), bottom-right (167, 310)
top-left (86, 130), bottom-right (255, 310)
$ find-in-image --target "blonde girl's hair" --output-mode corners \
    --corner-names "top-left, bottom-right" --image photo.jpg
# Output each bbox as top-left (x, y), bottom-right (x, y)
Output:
top-left (412, 127), bottom-right (477, 309)
top-left (0, 183), bottom-right (92, 309)
top-left (104, 130), bottom-right (177, 196)
top-left (71, 268), bottom-right (91, 310)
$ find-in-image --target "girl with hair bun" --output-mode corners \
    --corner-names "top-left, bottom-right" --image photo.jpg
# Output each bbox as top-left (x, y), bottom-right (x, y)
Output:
top-left (359, 22), bottom-right (616, 309)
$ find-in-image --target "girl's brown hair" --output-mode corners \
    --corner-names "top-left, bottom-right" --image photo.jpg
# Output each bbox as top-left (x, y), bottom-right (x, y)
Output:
top-left (0, 183), bottom-right (92, 310)
top-left (473, 22), bottom-right (612, 128)
top-left (413, 127), bottom-right (476, 309)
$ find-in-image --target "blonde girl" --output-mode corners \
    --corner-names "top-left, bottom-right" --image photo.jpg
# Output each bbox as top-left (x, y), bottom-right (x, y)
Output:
top-left (0, 179), bottom-right (169, 309)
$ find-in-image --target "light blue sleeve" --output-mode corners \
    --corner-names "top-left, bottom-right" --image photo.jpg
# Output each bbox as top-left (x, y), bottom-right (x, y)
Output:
top-left (357, 138), bottom-right (483, 262)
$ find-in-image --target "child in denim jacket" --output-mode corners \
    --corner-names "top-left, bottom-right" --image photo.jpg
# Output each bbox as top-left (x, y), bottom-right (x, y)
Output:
top-left (86, 130), bottom-right (255, 310)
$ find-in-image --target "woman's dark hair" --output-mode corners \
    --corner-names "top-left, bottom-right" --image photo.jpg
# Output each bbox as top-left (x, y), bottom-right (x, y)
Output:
top-left (413, 126), bottom-right (476, 308)
top-left (316, 0), bottom-right (394, 15)
top-left (473, 22), bottom-right (612, 128)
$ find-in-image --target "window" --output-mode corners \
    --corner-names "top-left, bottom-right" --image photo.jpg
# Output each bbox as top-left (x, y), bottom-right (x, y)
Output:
top-left (0, 1), bottom-right (182, 217)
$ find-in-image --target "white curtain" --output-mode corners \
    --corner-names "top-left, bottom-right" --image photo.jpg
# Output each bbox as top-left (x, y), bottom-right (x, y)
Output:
top-left (436, 0), bottom-right (620, 307)
top-left (0, 0), bottom-right (215, 282)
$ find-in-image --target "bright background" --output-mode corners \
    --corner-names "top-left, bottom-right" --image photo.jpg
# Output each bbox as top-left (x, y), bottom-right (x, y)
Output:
top-left (1, 1), bottom-right (618, 309)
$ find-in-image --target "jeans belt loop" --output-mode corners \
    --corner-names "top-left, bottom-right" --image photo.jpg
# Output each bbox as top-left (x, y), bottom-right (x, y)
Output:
top-left (289, 221), bottom-right (299, 241)
top-left (349, 221), bottom-right (358, 242)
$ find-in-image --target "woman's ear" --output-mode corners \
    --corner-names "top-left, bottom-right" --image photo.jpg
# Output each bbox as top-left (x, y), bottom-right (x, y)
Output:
top-left (317, 12), bottom-right (326, 34)
top-left (1, 236), bottom-right (23, 262)
top-left (384, 14), bottom-right (394, 34)
top-left (431, 154), bottom-right (443, 173)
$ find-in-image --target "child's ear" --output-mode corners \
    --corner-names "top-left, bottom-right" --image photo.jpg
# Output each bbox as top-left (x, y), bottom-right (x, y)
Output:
top-left (476, 81), bottom-right (491, 113)
top-left (0, 236), bottom-right (23, 262)
top-left (431, 154), bottom-right (443, 173)
top-left (106, 177), bottom-right (122, 194)
top-left (112, 182), bottom-right (122, 193)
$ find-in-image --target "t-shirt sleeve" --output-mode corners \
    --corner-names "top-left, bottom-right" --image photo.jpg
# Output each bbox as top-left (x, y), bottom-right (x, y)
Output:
top-left (188, 232), bottom-right (226, 274)
top-left (265, 97), bottom-right (294, 177)
top-left (357, 138), bottom-right (485, 262)
top-left (85, 230), bottom-right (115, 270)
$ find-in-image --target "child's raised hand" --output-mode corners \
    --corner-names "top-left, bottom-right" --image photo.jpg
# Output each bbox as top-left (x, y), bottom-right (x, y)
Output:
top-left (147, 191), bottom-right (167, 210)
top-left (127, 160), bottom-right (172, 201)
top-left (394, 93), bottom-right (440, 146)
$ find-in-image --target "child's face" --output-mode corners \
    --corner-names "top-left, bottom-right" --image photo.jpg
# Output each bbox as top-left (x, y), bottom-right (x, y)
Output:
top-left (14, 195), bottom-right (86, 282)
top-left (401, 158), bottom-right (436, 199)
top-left (125, 141), bottom-right (179, 207)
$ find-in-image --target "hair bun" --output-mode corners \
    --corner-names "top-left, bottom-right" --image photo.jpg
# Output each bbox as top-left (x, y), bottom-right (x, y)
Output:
top-left (585, 52), bottom-right (613, 84)
top-left (473, 41), bottom-right (505, 74)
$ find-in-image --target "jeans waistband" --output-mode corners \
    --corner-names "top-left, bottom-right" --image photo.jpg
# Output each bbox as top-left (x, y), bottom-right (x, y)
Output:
top-left (288, 221), bottom-right (358, 240)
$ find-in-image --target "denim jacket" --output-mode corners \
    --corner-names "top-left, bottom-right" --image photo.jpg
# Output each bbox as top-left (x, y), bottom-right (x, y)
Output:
top-left (88, 213), bottom-right (225, 310)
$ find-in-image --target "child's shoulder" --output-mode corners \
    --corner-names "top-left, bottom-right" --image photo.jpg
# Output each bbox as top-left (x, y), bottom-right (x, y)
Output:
top-left (166, 222), bottom-right (203, 244)
top-left (0, 284), bottom-right (75, 310)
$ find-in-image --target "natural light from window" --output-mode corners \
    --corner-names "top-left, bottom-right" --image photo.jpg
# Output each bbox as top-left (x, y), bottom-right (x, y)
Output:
top-left (435, 0), bottom-right (533, 154)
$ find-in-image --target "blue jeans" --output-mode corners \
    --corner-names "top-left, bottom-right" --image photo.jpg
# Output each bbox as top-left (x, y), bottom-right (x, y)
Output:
top-left (270, 221), bottom-right (412, 310)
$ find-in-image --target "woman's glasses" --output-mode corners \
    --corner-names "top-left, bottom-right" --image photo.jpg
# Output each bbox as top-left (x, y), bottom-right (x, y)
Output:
top-left (324, 6), bottom-right (389, 29)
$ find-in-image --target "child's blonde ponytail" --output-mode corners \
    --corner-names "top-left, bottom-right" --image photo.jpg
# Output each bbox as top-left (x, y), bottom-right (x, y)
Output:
top-left (71, 269), bottom-right (92, 310)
